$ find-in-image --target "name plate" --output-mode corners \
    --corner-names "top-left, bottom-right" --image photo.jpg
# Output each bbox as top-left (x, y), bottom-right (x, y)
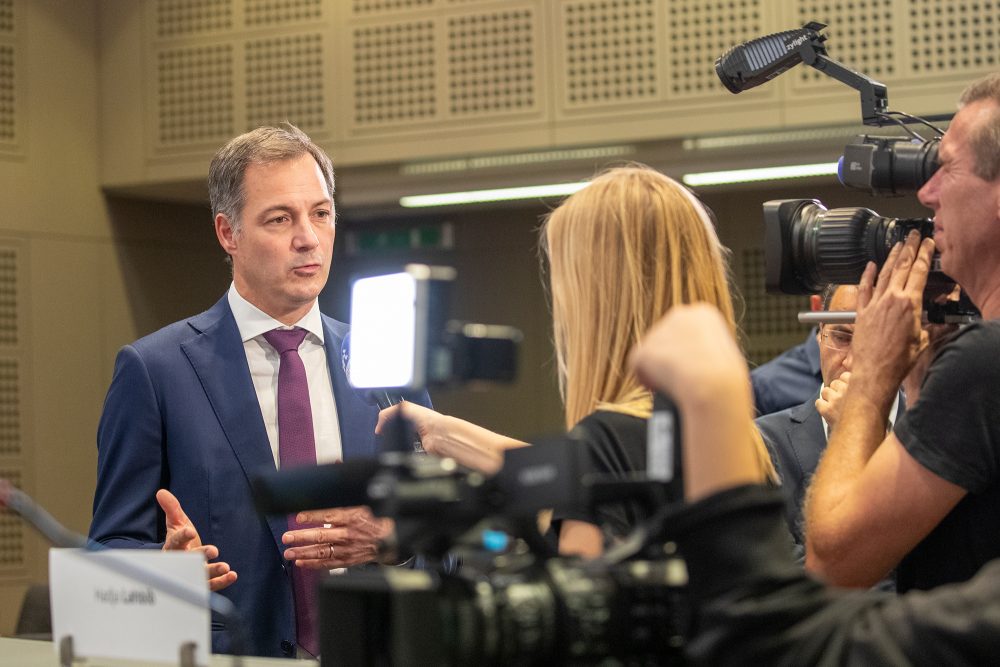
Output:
top-left (50, 548), bottom-right (210, 665)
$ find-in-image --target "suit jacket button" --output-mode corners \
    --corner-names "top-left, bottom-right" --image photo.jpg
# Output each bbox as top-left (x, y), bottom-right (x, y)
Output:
top-left (280, 639), bottom-right (294, 655)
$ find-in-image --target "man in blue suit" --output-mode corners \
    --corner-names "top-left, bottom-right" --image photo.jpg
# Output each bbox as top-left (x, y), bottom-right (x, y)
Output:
top-left (756, 284), bottom-right (903, 547)
top-left (89, 125), bottom-right (418, 658)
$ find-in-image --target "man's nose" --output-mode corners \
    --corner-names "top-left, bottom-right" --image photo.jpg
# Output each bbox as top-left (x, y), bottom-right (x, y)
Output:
top-left (917, 171), bottom-right (939, 209)
top-left (292, 218), bottom-right (319, 249)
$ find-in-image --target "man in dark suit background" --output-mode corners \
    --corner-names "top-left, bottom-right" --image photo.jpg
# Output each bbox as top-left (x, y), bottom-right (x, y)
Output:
top-left (88, 125), bottom-right (421, 658)
top-left (756, 284), bottom-right (903, 547)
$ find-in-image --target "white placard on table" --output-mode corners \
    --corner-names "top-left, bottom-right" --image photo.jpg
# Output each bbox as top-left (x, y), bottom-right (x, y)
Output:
top-left (49, 548), bottom-right (211, 665)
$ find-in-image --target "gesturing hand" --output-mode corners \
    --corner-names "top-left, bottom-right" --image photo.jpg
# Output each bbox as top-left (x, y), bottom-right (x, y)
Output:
top-left (282, 506), bottom-right (394, 569)
top-left (156, 489), bottom-right (238, 592)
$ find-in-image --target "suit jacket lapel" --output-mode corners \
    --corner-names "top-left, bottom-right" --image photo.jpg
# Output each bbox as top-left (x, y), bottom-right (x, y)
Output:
top-left (180, 297), bottom-right (289, 553)
top-left (323, 317), bottom-right (378, 461)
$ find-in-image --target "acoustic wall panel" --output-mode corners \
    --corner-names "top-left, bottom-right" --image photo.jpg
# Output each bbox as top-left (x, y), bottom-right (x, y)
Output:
top-left (156, 0), bottom-right (233, 38)
top-left (156, 44), bottom-right (235, 145)
top-left (352, 20), bottom-right (436, 126)
top-left (0, 45), bottom-right (12, 143)
top-left (909, 0), bottom-right (999, 74)
top-left (351, 0), bottom-right (434, 15)
top-left (245, 33), bottom-right (325, 132)
top-left (447, 8), bottom-right (537, 116)
top-left (739, 247), bottom-right (811, 367)
top-left (794, 1), bottom-right (896, 85)
top-left (0, 468), bottom-right (23, 570)
top-left (667, 0), bottom-right (765, 98)
top-left (562, 0), bottom-right (660, 107)
top-left (0, 0), bottom-right (11, 34)
top-left (0, 0), bottom-right (19, 156)
top-left (245, 0), bottom-right (322, 27)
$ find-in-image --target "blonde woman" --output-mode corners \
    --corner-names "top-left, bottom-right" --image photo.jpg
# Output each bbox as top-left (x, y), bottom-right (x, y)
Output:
top-left (377, 165), bottom-right (776, 557)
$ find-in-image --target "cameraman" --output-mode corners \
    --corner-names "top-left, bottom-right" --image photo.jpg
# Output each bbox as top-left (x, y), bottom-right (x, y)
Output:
top-left (630, 303), bottom-right (1000, 665)
top-left (804, 72), bottom-right (1000, 591)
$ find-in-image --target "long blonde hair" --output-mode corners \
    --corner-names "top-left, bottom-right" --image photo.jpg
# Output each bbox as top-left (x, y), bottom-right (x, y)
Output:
top-left (541, 165), bottom-right (776, 482)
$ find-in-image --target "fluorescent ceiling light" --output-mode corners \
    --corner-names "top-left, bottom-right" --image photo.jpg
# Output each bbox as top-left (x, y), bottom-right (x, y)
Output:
top-left (682, 162), bottom-right (839, 187)
top-left (400, 182), bottom-right (588, 208)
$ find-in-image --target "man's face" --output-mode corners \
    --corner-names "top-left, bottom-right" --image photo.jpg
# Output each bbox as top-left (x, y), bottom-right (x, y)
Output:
top-left (917, 99), bottom-right (1000, 295)
top-left (817, 285), bottom-right (859, 386)
top-left (215, 153), bottom-right (335, 324)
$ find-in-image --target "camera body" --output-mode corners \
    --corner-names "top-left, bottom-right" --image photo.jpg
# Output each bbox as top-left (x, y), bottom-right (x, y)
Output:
top-left (308, 444), bottom-right (689, 666)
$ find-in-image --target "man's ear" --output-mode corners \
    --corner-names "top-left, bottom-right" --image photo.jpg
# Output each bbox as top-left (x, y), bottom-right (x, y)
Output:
top-left (810, 294), bottom-right (822, 312)
top-left (215, 213), bottom-right (238, 256)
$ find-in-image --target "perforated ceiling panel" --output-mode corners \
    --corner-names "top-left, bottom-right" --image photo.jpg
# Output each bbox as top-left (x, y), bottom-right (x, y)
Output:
top-left (0, 45), bottom-right (13, 143)
top-left (909, 0), bottom-right (999, 74)
top-left (353, 21), bottom-right (436, 126)
top-left (157, 45), bottom-right (234, 145)
top-left (156, 0), bottom-right (233, 38)
top-left (246, 34), bottom-right (325, 132)
top-left (563, 0), bottom-right (659, 108)
top-left (0, 0), bottom-right (12, 35)
top-left (795, 1), bottom-right (895, 85)
top-left (352, 0), bottom-right (434, 15)
top-left (668, 0), bottom-right (764, 97)
top-left (246, 0), bottom-right (322, 27)
top-left (740, 247), bottom-right (811, 367)
top-left (0, 468), bottom-right (23, 570)
top-left (448, 9), bottom-right (536, 116)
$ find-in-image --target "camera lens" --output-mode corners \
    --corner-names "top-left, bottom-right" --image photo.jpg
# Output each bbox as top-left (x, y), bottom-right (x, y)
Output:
top-left (764, 199), bottom-right (934, 294)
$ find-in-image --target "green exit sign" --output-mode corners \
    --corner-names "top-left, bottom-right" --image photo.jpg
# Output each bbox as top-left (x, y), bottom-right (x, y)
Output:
top-left (347, 223), bottom-right (453, 256)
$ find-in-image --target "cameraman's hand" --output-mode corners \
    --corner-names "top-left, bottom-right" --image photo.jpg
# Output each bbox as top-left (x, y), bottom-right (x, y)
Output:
top-left (282, 506), bottom-right (393, 569)
top-left (816, 372), bottom-right (850, 430)
top-left (850, 231), bottom-right (935, 404)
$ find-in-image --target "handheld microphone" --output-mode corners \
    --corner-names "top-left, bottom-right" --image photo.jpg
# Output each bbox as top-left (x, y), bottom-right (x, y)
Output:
top-left (0, 478), bottom-right (246, 662)
top-left (341, 332), bottom-right (425, 453)
top-left (252, 458), bottom-right (383, 515)
top-left (715, 22), bottom-right (827, 94)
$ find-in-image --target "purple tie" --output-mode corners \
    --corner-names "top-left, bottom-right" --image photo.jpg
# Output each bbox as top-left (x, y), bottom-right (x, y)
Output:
top-left (263, 327), bottom-right (320, 657)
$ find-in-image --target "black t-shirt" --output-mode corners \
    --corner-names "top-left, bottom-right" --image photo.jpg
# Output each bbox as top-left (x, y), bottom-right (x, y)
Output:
top-left (557, 410), bottom-right (683, 543)
top-left (894, 320), bottom-right (1000, 592)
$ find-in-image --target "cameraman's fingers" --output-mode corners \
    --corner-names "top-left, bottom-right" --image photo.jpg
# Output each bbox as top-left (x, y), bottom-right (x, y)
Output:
top-left (857, 261), bottom-right (878, 311)
top-left (886, 230), bottom-right (924, 293)
top-left (872, 241), bottom-right (904, 298)
top-left (904, 237), bottom-right (935, 296)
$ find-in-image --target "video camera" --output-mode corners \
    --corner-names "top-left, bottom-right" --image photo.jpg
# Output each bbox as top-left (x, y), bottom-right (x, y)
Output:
top-left (253, 266), bottom-right (691, 665)
top-left (717, 21), bottom-right (977, 322)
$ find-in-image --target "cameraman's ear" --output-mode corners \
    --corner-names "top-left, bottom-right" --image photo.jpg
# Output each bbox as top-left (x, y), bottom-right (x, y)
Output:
top-left (810, 294), bottom-right (822, 311)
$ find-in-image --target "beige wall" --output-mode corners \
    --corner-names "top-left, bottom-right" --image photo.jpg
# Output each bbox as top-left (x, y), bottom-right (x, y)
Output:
top-left (0, 1), bottom-right (228, 635)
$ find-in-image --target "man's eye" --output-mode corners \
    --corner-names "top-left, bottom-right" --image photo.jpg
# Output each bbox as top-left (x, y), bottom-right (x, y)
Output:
top-left (267, 215), bottom-right (289, 224)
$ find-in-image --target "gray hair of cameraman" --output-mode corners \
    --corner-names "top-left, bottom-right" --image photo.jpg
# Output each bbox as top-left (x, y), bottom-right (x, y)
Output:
top-left (208, 123), bottom-right (336, 234)
top-left (959, 72), bottom-right (1000, 182)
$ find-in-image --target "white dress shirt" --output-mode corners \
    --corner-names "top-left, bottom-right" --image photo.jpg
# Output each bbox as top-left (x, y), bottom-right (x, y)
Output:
top-left (227, 284), bottom-right (343, 468)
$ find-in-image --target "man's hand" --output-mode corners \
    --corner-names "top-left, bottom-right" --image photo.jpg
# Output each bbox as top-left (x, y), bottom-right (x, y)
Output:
top-left (850, 231), bottom-right (935, 403)
top-left (816, 372), bottom-right (850, 429)
top-left (156, 489), bottom-right (237, 592)
top-left (282, 506), bottom-right (393, 569)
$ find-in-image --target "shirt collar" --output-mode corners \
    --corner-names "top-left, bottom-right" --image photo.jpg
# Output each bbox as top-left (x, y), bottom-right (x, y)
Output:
top-left (227, 283), bottom-right (325, 344)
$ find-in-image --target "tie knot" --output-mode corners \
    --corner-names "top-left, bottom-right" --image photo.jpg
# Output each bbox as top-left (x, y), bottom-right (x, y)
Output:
top-left (263, 327), bottom-right (308, 354)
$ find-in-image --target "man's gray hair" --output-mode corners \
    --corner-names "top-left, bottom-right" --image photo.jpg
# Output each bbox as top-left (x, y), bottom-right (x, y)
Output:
top-left (208, 123), bottom-right (335, 233)
top-left (958, 72), bottom-right (1000, 182)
